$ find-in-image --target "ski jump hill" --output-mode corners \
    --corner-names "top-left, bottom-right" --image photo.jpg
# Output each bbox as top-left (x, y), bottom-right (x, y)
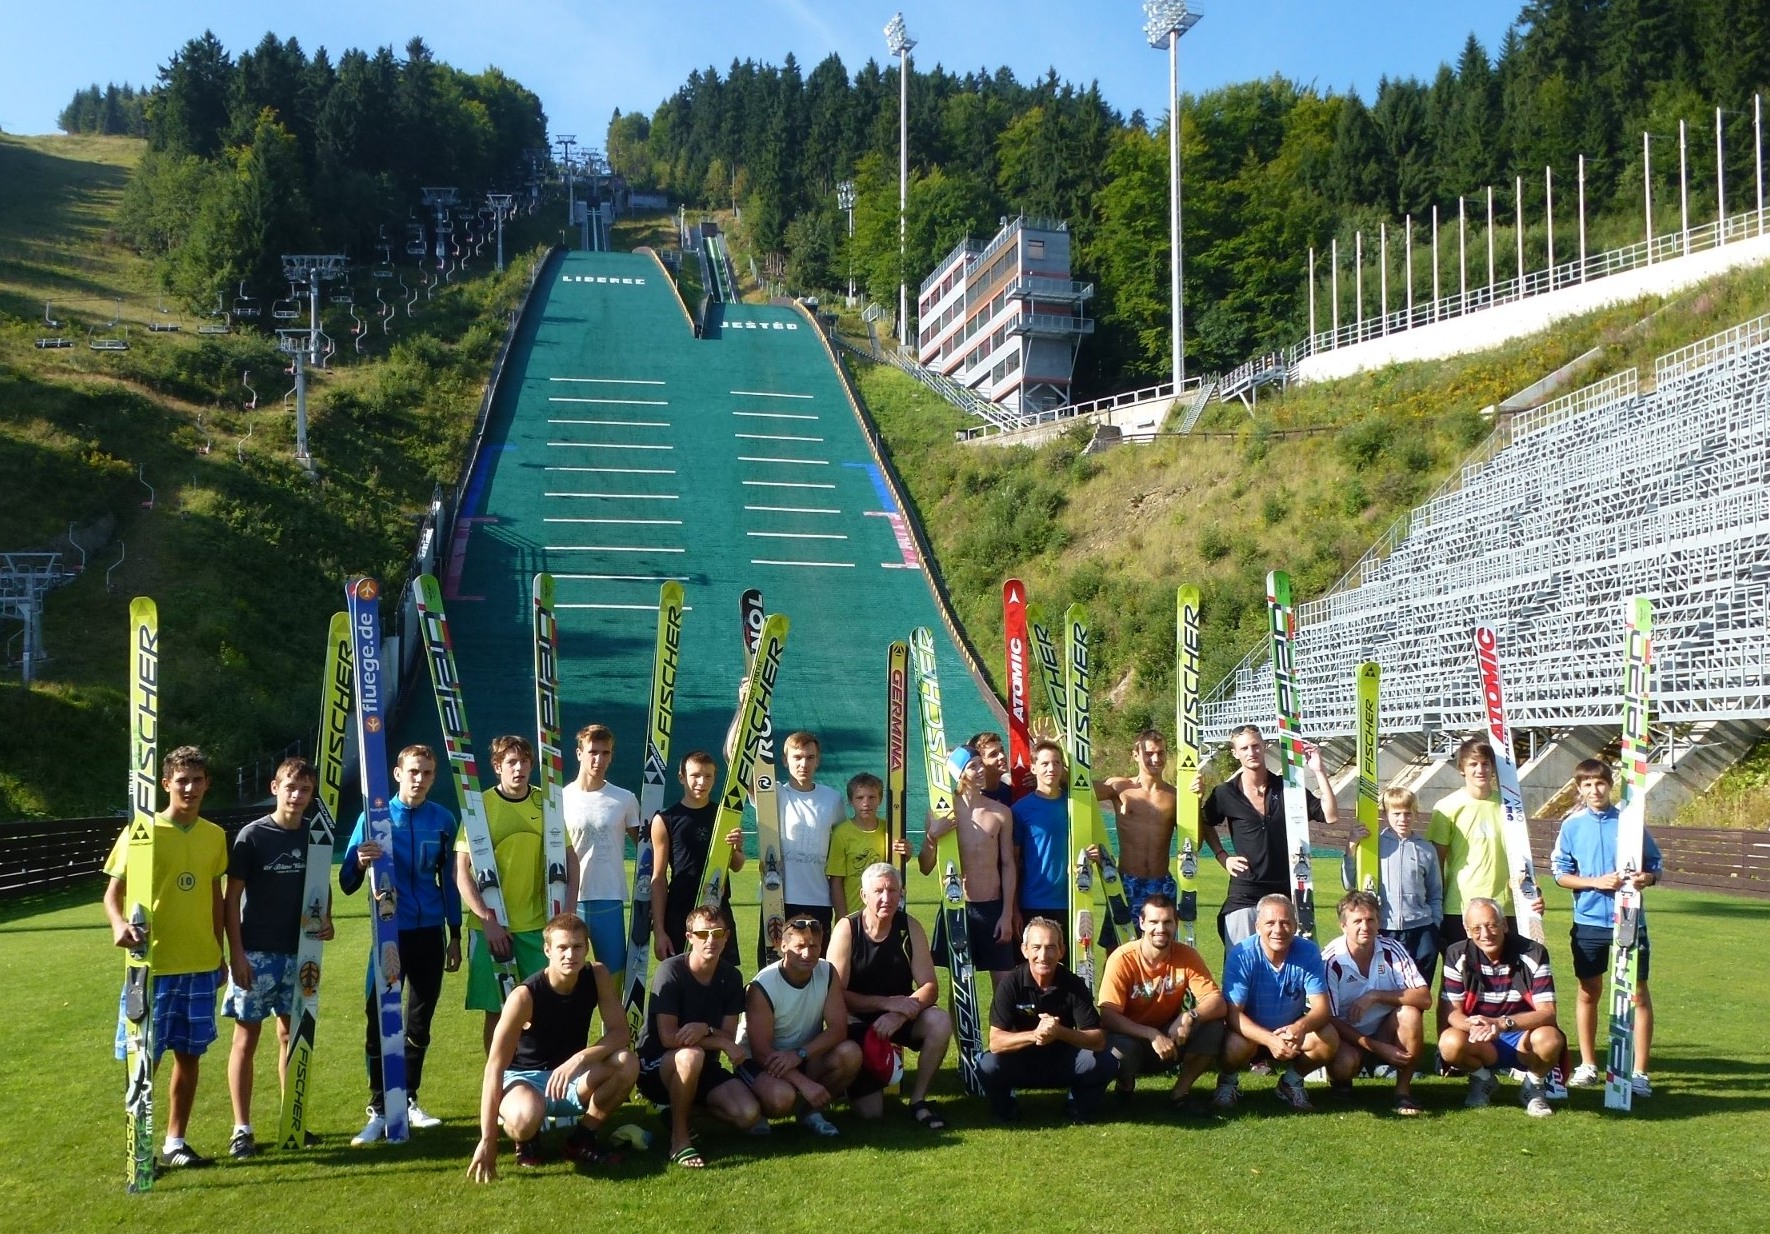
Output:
top-left (402, 250), bottom-right (999, 828)
top-left (1203, 310), bottom-right (1770, 825)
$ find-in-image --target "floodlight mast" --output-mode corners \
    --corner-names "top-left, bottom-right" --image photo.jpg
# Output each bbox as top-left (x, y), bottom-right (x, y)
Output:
top-left (1144, 0), bottom-right (1201, 391)
top-left (885, 13), bottom-right (914, 349)
top-left (837, 179), bottom-right (857, 307)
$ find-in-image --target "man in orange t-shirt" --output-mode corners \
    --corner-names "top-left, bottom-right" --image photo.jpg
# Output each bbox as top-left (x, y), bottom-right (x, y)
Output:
top-left (1097, 893), bottom-right (1226, 1108)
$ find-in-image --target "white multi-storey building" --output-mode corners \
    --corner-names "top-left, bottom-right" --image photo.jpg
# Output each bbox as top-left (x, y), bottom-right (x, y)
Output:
top-left (916, 216), bottom-right (1094, 417)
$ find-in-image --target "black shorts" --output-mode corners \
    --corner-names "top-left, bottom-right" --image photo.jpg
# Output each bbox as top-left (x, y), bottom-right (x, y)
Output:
top-left (846, 1017), bottom-right (918, 1098)
top-left (1570, 923), bottom-right (1651, 981)
top-left (931, 899), bottom-right (1011, 972)
top-left (637, 1050), bottom-right (737, 1106)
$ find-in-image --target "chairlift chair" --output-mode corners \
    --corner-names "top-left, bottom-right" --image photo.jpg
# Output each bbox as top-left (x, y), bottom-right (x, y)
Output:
top-left (330, 287), bottom-right (354, 306)
top-left (234, 282), bottom-right (261, 319)
top-left (271, 288), bottom-right (301, 321)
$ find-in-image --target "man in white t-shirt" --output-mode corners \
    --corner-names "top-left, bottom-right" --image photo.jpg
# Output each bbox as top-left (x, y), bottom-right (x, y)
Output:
top-left (738, 916), bottom-right (862, 1136)
top-left (1321, 890), bottom-right (1430, 1115)
top-left (777, 732), bottom-right (844, 935)
top-left (563, 724), bottom-right (641, 987)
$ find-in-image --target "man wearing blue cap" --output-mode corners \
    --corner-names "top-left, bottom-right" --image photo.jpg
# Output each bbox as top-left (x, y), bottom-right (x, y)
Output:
top-left (920, 745), bottom-right (1017, 985)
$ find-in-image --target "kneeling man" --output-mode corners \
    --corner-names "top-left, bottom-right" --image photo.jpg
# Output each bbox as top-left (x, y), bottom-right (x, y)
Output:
top-left (1438, 897), bottom-right (1564, 1118)
top-left (1217, 894), bottom-right (1338, 1112)
top-left (740, 916), bottom-right (863, 1136)
top-left (1322, 890), bottom-right (1430, 1115)
top-left (978, 918), bottom-right (1119, 1124)
top-left (468, 912), bottom-right (637, 1180)
top-left (1097, 893), bottom-right (1225, 1109)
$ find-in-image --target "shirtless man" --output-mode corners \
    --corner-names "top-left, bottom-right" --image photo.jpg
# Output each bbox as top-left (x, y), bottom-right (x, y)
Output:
top-left (966, 731), bottom-right (1016, 806)
top-left (1102, 730), bottom-right (1180, 923)
top-left (920, 746), bottom-right (1017, 985)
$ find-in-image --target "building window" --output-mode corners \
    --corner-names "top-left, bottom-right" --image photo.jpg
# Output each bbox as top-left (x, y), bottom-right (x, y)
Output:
top-left (1028, 238), bottom-right (1045, 259)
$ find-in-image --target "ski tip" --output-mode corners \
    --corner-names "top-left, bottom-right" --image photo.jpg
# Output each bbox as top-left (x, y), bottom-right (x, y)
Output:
top-left (1003, 578), bottom-right (1024, 604)
top-left (348, 576), bottom-right (381, 602)
top-left (1177, 584), bottom-right (1201, 610)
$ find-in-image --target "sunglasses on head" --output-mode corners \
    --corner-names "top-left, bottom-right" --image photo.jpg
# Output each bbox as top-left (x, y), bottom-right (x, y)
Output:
top-left (786, 916), bottom-right (823, 934)
top-left (688, 927), bottom-right (730, 941)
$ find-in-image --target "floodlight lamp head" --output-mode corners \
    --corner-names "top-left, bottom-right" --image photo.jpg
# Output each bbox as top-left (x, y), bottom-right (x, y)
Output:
top-left (884, 13), bottom-right (915, 55)
top-left (837, 180), bottom-right (856, 209)
top-left (1143, 0), bottom-right (1201, 47)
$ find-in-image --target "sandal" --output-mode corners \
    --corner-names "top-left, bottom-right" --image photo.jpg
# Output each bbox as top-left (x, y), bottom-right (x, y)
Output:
top-left (670, 1142), bottom-right (706, 1169)
top-left (908, 1099), bottom-right (947, 1132)
top-left (1394, 1093), bottom-right (1423, 1118)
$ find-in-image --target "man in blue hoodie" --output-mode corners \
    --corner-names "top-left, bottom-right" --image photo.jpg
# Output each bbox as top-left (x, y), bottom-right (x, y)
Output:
top-left (1550, 758), bottom-right (1662, 1096)
top-left (339, 744), bottom-right (463, 1143)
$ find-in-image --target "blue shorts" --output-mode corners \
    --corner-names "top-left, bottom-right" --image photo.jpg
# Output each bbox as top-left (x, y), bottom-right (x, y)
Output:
top-left (1123, 873), bottom-right (1177, 920)
top-left (114, 969), bottom-right (220, 1061)
top-left (1491, 1029), bottom-right (1527, 1072)
top-left (502, 1067), bottom-right (586, 1120)
top-left (576, 899), bottom-right (627, 977)
top-left (222, 950), bottom-right (298, 1023)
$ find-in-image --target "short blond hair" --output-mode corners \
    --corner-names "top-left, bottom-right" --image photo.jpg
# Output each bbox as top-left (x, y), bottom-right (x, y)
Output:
top-left (1379, 785), bottom-right (1417, 813)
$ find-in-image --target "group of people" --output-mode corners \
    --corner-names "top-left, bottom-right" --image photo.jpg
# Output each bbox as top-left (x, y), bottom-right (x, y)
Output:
top-left (103, 707), bottom-right (1660, 1175)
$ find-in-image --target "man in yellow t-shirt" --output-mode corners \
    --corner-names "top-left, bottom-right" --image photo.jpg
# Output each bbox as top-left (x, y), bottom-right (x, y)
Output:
top-left (102, 745), bottom-right (229, 1169)
top-left (1096, 894), bottom-right (1226, 1106)
top-left (825, 774), bottom-right (908, 917)
top-left (1426, 739), bottom-right (1512, 945)
top-left (456, 735), bottom-right (577, 1049)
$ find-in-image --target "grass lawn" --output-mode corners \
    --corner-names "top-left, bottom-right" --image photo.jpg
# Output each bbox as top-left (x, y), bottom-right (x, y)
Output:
top-left (3, 862), bottom-right (1767, 1233)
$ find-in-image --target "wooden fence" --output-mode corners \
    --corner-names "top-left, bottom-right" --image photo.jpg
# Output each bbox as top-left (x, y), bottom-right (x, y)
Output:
top-left (1, 809), bottom-right (268, 899)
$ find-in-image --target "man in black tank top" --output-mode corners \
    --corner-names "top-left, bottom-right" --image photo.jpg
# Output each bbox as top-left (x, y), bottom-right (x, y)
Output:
top-left (649, 752), bottom-right (744, 966)
top-left (828, 863), bottom-right (953, 1132)
top-left (467, 913), bottom-right (638, 1181)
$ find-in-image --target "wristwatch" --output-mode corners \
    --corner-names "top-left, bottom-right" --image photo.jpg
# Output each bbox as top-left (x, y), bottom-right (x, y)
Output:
top-left (1502, 1015), bottom-right (1517, 1032)
top-left (795, 1046), bottom-right (809, 1061)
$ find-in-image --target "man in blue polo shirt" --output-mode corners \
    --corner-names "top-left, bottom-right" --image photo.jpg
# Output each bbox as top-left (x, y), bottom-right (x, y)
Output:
top-left (1550, 759), bottom-right (1661, 1096)
top-left (1216, 893), bottom-right (1337, 1112)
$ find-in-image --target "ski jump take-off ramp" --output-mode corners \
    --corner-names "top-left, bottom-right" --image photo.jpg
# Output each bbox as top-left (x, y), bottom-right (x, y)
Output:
top-left (409, 250), bottom-right (998, 824)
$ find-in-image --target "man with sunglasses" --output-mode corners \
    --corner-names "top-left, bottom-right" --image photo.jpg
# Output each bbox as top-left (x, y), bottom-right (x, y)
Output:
top-left (1201, 725), bottom-right (1334, 947)
top-left (636, 905), bottom-right (762, 1167)
top-left (828, 863), bottom-right (953, 1131)
top-left (738, 916), bottom-right (862, 1136)
top-left (1437, 897), bottom-right (1563, 1118)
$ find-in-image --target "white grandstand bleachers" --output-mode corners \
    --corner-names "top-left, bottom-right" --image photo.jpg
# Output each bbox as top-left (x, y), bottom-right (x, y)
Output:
top-left (1202, 311), bottom-right (1770, 748)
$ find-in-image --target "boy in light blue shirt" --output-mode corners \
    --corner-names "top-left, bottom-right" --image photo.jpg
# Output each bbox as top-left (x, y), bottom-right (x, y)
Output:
top-left (1549, 759), bottom-right (1661, 1095)
top-left (1342, 786), bottom-right (1444, 986)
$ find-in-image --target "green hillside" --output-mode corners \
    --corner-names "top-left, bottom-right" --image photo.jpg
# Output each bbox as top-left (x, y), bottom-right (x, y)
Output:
top-left (0, 134), bottom-right (547, 819)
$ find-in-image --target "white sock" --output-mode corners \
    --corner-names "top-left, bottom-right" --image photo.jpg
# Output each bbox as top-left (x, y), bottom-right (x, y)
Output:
top-left (234, 1124), bottom-right (252, 1136)
top-left (163, 1136), bottom-right (186, 1153)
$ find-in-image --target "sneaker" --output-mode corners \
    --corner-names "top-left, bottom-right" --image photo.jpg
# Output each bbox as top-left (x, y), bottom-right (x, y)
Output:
top-left (797, 1111), bottom-right (840, 1138)
top-left (406, 1100), bottom-right (441, 1130)
top-left (1631, 1071), bottom-right (1652, 1098)
top-left (1568, 1062), bottom-right (1601, 1088)
top-left (160, 1143), bottom-right (214, 1169)
top-left (514, 1139), bottom-right (544, 1168)
top-left (1521, 1076), bottom-right (1554, 1118)
top-left (1275, 1073), bottom-right (1314, 1112)
top-left (1211, 1078), bottom-right (1240, 1111)
top-left (228, 1129), bottom-right (257, 1159)
top-left (1464, 1068), bottom-right (1498, 1109)
top-left (746, 1119), bottom-right (773, 1137)
top-left (351, 1108), bottom-right (386, 1147)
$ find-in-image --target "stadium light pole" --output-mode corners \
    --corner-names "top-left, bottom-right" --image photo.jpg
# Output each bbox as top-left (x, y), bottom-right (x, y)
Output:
top-left (885, 14), bottom-right (914, 350)
top-left (837, 179), bottom-right (857, 308)
top-left (1145, 0), bottom-right (1201, 390)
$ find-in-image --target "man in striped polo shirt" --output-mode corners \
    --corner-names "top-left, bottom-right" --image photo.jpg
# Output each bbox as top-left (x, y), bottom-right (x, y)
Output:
top-left (1438, 897), bottom-right (1565, 1117)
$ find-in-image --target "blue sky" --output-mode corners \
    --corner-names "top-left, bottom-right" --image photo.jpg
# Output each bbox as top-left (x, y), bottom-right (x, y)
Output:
top-left (1, 1), bottom-right (1520, 140)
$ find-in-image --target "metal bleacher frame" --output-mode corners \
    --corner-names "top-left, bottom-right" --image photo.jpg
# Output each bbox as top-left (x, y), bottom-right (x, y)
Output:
top-left (1201, 311), bottom-right (1770, 747)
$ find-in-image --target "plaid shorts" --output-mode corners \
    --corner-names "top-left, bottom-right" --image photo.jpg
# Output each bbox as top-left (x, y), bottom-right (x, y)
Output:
top-left (222, 950), bottom-right (298, 1023)
top-left (114, 969), bottom-right (220, 1060)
